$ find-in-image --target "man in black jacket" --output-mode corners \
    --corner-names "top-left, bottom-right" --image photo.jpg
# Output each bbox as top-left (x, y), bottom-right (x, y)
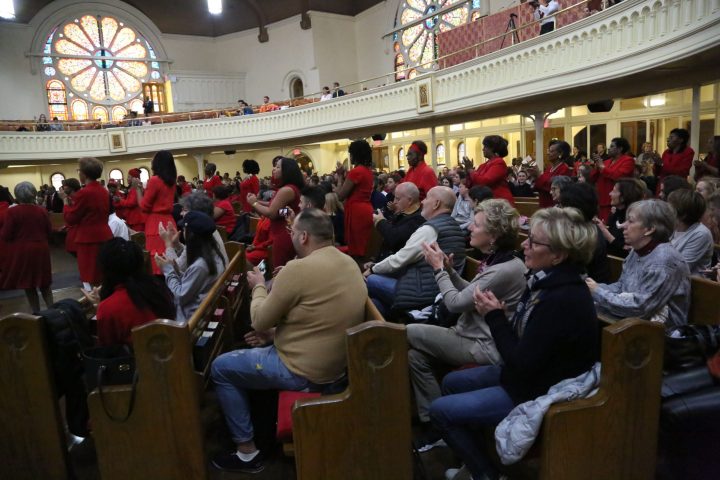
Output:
top-left (372, 182), bottom-right (425, 261)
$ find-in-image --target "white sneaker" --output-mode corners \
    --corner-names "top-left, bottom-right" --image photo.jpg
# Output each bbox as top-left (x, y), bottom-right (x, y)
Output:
top-left (445, 465), bottom-right (473, 480)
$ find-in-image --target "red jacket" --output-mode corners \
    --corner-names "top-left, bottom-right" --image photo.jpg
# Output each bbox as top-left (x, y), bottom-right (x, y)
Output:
top-left (591, 155), bottom-right (635, 220)
top-left (141, 176), bottom-right (175, 215)
top-left (403, 161), bottom-right (438, 200)
top-left (534, 161), bottom-right (570, 208)
top-left (63, 180), bottom-right (112, 244)
top-left (96, 286), bottom-right (159, 346)
top-left (470, 157), bottom-right (514, 205)
top-left (657, 147), bottom-right (694, 180)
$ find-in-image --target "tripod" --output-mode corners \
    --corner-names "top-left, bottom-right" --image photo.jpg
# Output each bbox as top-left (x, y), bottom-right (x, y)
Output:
top-left (499, 14), bottom-right (520, 49)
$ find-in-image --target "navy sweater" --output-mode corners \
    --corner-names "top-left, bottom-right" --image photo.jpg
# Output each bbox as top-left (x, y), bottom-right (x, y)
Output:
top-left (485, 263), bottom-right (599, 404)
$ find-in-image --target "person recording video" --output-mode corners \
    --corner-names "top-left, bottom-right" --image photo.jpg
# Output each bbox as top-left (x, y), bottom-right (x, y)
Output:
top-left (532, 0), bottom-right (559, 35)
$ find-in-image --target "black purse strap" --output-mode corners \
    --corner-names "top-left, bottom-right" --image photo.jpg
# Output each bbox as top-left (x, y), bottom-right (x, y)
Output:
top-left (97, 367), bottom-right (139, 422)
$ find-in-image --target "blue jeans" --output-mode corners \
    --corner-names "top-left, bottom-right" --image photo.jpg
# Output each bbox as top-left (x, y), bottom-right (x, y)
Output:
top-left (211, 346), bottom-right (316, 444)
top-left (429, 365), bottom-right (516, 480)
top-left (367, 274), bottom-right (397, 318)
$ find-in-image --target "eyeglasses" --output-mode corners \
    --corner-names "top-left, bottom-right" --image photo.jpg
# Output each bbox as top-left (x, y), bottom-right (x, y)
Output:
top-left (527, 234), bottom-right (552, 249)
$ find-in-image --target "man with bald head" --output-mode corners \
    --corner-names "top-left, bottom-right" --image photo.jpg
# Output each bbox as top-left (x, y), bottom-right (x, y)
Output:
top-left (372, 182), bottom-right (426, 261)
top-left (365, 186), bottom-right (466, 319)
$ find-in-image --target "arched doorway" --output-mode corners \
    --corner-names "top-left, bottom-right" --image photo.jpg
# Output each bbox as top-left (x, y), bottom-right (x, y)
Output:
top-left (288, 149), bottom-right (313, 176)
top-left (290, 77), bottom-right (304, 99)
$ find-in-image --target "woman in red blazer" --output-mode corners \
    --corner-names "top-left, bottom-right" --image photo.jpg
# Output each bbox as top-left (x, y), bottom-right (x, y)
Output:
top-left (466, 135), bottom-right (514, 205)
top-left (138, 151), bottom-right (177, 274)
top-left (114, 168), bottom-right (146, 231)
top-left (62, 157), bottom-right (113, 286)
top-left (534, 141), bottom-right (572, 208)
top-left (590, 137), bottom-right (636, 222)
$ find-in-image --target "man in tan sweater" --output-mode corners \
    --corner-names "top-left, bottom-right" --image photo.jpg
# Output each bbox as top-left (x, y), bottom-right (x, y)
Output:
top-left (211, 208), bottom-right (367, 474)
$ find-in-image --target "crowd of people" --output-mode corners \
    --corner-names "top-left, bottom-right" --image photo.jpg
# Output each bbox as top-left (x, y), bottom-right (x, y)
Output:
top-left (1, 129), bottom-right (718, 478)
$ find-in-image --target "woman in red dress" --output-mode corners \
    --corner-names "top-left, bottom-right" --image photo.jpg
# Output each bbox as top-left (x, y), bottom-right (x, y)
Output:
top-left (62, 157), bottom-right (113, 288)
top-left (60, 178), bottom-right (81, 256)
top-left (534, 141), bottom-right (572, 208)
top-left (246, 156), bottom-right (303, 268)
top-left (590, 137), bottom-right (636, 222)
top-left (465, 136), bottom-right (515, 205)
top-left (239, 159), bottom-right (260, 213)
top-left (0, 182), bottom-right (54, 312)
top-left (138, 150), bottom-right (177, 274)
top-left (88, 238), bottom-right (175, 346)
top-left (213, 185), bottom-right (237, 233)
top-left (114, 168), bottom-right (146, 232)
top-left (337, 139), bottom-right (374, 257)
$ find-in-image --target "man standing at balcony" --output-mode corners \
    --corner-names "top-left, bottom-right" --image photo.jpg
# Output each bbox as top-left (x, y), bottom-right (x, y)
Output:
top-left (534, 0), bottom-right (559, 35)
top-left (143, 96), bottom-right (154, 116)
top-left (402, 141), bottom-right (438, 201)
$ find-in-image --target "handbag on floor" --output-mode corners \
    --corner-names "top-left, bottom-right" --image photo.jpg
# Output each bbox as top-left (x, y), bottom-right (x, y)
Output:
top-left (664, 325), bottom-right (720, 372)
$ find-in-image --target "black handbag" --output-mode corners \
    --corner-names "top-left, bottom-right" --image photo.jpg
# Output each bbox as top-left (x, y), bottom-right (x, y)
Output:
top-left (82, 345), bottom-right (138, 422)
top-left (664, 325), bottom-right (720, 372)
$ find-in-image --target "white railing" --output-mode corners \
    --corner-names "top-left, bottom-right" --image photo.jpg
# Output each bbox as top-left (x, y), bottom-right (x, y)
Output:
top-left (0, 0), bottom-right (717, 162)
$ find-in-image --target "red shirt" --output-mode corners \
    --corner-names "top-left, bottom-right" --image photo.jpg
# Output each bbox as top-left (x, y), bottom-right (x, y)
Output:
top-left (534, 161), bottom-right (570, 208)
top-left (141, 176), bottom-right (175, 215)
top-left (590, 155), bottom-right (636, 220)
top-left (470, 157), bottom-right (514, 205)
top-left (657, 146), bottom-right (694, 179)
top-left (96, 286), bottom-right (159, 346)
top-left (347, 165), bottom-right (374, 205)
top-left (63, 180), bottom-right (113, 244)
top-left (179, 182), bottom-right (192, 196)
top-left (403, 160), bottom-right (438, 200)
top-left (215, 198), bottom-right (237, 231)
top-left (239, 175), bottom-right (260, 213)
top-left (204, 175), bottom-right (223, 197)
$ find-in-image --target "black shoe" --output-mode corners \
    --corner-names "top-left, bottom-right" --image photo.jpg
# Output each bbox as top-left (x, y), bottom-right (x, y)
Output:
top-left (414, 424), bottom-right (446, 453)
top-left (211, 451), bottom-right (265, 473)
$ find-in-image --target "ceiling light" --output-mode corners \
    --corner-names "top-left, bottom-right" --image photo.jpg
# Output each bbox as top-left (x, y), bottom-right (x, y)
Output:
top-left (0, 0), bottom-right (15, 19)
top-left (208, 0), bottom-right (222, 15)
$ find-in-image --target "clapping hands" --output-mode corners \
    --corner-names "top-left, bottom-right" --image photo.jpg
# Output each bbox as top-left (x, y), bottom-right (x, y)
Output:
top-left (473, 286), bottom-right (504, 315)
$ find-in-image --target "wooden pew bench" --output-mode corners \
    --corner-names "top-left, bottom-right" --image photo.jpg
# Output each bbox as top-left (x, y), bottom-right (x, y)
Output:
top-left (88, 242), bottom-right (245, 480)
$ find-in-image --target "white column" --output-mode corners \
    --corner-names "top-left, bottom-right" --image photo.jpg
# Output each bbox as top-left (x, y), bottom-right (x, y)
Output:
top-left (430, 126), bottom-right (438, 172)
top-left (690, 85), bottom-right (701, 155)
top-left (193, 153), bottom-right (204, 179)
top-left (534, 113), bottom-right (545, 173)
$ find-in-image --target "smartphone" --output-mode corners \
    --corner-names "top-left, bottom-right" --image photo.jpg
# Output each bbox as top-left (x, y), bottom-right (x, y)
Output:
top-left (279, 207), bottom-right (290, 217)
top-left (257, 260), bottom-right (266, 275)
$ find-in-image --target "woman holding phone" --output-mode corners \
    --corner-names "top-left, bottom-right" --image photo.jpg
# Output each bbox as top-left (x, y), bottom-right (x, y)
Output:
top-left (246, 157), bottom-right (303, 267)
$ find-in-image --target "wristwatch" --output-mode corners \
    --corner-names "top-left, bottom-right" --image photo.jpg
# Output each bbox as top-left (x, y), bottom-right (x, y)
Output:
top-left (433, 267), bottom-right (444, 275)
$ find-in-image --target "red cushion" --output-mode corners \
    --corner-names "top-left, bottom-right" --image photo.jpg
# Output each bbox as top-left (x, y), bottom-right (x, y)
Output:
top-left (456, 363), bottom-right (480, 371)
top-left (276, 390), bottom-right (321, 441)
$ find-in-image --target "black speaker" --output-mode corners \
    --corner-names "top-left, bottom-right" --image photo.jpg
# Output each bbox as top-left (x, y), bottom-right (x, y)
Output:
top-left (371, 133), bottom-right (387, 142)
top-left (223, 150), bottom-right (236, 155)
top-left (587, 100), bottom-right (614, 113)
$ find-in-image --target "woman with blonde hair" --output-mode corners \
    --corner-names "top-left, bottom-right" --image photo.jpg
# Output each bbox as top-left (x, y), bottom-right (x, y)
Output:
top-left (430, 207), bottom-right (599, 480)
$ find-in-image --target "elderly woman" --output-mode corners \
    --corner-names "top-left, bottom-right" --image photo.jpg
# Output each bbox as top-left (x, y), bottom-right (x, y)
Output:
top-left (62, 157), bottom-right (113, 288)
top-left (0, 182), bottom-right (54, 312)
top-left (431, 207), bottom-right (599, 480)
top-left (595, 177), bottom-right (645, 258)
top-left (667, 189), bottom-right (714, 276)
top-left (408, 199), bottom-right (527, 452)
top-left (586, 199), bottom-right (690, 328)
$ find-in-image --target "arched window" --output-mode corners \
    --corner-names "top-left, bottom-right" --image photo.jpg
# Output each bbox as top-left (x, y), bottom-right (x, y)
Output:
top-left (394, 0), bottom-right (476, 74)
top-left (394, 50), bottom-right (406, 82)
top-left (398, 147), bottom-right (406, 167)
top-left (50, 172), bottom-right (65, 190)
top-left (46, 80), bottom-right (68, 120)
top-left (128, 98), bottom-right (143, 113)
top-left (437, 144), bottom-right (446, 165)
top-left (111, 105), bottom-right (127, 123)
top-left (92, 105), bottom-right (108, 123)
top-left (71, 99), bottom-right (89, 120)
top-left (138, 167), bottom-right (150, 185)
top-left (290, 77), bottom-right (304, 99)
top-left (457, 142), bottom-right (466, 162)
top-left (109, 168), bottom-right (123, 184)
top-left (41, 14), bottom-right (162, 121)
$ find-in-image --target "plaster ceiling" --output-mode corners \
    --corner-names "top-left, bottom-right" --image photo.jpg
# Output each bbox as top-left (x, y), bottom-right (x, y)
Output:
top-left (5, 0), bottom-right (386, 37)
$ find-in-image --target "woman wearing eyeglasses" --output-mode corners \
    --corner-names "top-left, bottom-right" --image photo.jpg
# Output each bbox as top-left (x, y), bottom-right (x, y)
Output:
top-left (429, 207), bottom-right (599, 480)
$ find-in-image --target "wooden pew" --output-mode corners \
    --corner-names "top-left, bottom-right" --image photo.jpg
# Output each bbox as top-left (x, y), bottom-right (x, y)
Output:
top-left (248, 215), bottom-right (260, 235)
top-left (292, 320), bottom-right (413, 480)
top-left (129, 230), bottom-right (145, 250)
top-left (88, 243), bottom-right (245, 480)
top-left (0, 313), bottom-right (72, 479)
top-left (364, 225), bottom-right (383, 260)
top-left (463, 255), bottom-right (481, 281)
top-left (513, 318), bottom-right (665, 480)
top-left (515, 201), bottom-right (540, 219)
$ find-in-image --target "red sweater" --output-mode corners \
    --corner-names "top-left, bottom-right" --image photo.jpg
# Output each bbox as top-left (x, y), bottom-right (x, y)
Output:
top-left (403, 161), bottom-right (438, 200)
top-left (96, 286), bottom-right (158, 346)
top-left (470, 157), bottom-right (514, 205)
top-left (656, 146), bottom-right (695, 179)
top-left (534, 162), bottom-right (570, 208)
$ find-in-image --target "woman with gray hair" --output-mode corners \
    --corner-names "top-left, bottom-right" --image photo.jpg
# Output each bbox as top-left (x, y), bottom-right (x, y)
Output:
top-left (0, 181), bottom-right (54, 312)
top-left (409, 199), bottom-right (527, 451)
top-left (586, 199), bottom-right (690, 327)
top-left (549, 175), bottom-right (572, 206)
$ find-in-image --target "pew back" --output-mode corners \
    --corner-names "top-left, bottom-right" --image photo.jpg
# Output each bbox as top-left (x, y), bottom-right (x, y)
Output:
top-left (0, 314), bottom-right (70, 480)
top-left (538, 318), bottom-right (664, 480)
top-left (292, 321), bottom-right (412, 480)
